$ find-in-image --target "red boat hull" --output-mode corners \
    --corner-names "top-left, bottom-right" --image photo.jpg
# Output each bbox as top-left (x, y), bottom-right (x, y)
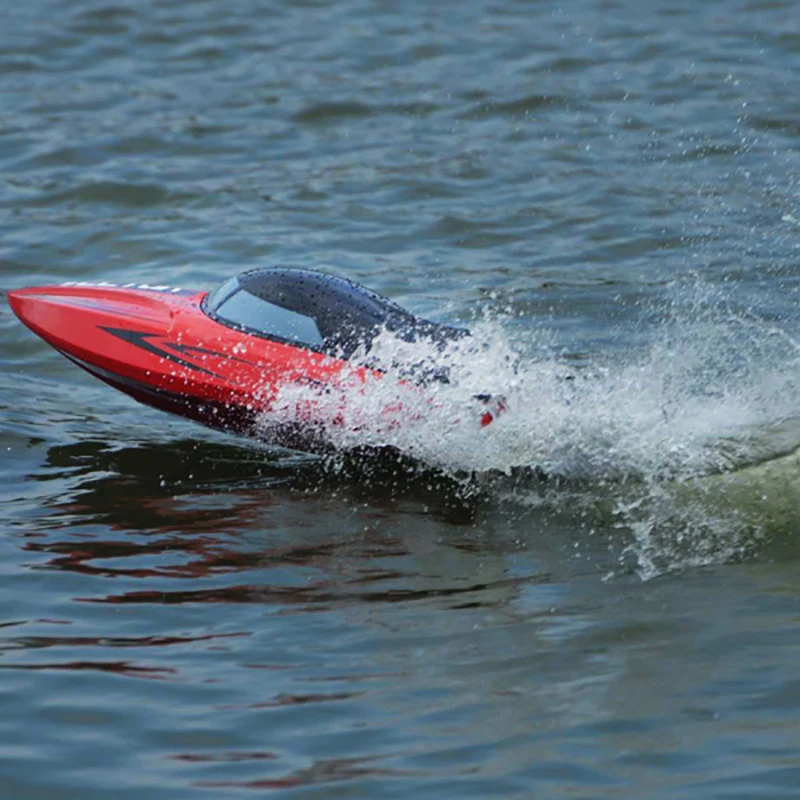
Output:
top-left (9, 278), bottom-right (506, 452)
top-left (8, 282), bottom-right (362, 450)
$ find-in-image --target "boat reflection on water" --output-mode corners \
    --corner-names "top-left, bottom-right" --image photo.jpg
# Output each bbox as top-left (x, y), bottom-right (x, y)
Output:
top-left (9, 438), bottom-right (799, 793)
top-left (24, 438), bottom-right (551, 610)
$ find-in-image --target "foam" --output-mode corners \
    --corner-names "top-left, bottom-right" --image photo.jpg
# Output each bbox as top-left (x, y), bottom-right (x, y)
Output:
top-left (257, 280), bottom-right (800, 578)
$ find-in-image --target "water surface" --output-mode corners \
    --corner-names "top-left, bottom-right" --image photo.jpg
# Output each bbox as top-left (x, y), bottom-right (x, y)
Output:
top-left (2, 0), bottom-right (800, 797)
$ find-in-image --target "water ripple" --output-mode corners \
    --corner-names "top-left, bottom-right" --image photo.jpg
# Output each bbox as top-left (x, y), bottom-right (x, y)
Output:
top-left (2, 0), bottom-right (800, 797)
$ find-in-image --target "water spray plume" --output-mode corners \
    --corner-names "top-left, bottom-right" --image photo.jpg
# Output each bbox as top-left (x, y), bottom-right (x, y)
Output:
top-left (262, 279), bottom-right (800, 578)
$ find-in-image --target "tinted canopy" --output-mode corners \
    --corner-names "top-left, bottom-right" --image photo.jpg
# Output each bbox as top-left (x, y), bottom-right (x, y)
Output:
top-left (203, 268), bottom-right (468, 360)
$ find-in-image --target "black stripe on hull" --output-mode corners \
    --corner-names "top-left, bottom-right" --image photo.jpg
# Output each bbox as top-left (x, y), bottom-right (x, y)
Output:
top-left (98, 327), bottom-right (224, 378)
top-left (60, 352), bottom-right (332, 454)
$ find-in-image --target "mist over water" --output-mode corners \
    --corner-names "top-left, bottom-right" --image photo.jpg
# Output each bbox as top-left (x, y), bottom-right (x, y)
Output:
top-left (261, 274), bottom-right (800, 577)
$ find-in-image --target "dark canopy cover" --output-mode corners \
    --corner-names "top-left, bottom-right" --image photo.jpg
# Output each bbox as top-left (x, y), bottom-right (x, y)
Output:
top-left (203, 267), bottom-right (467, 360)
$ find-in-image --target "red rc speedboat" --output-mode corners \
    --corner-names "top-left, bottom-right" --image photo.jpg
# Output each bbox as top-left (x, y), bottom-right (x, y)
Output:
top-left (8, 268), bottom-right (505, 453)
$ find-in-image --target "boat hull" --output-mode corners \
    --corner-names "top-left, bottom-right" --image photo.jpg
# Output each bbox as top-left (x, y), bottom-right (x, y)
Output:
top-left (8, 282), bottom-right (355, 451)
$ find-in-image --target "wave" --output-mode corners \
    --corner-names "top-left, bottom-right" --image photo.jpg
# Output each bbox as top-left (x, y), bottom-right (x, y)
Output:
top-left (258, 278), bottom-right (800, 578)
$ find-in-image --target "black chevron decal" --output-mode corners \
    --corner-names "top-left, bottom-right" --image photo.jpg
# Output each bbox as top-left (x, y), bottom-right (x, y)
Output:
top-left (163, 340), bottom-right (256, 368)
top-left (99, 326), bottom-right (224, 378)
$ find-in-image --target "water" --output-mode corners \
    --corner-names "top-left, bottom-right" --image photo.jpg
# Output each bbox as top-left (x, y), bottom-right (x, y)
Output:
top-left (2, 0), bottom-right (800, 796)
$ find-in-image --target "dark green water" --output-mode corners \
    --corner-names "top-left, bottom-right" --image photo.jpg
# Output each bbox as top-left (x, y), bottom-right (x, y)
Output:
top-left (2, 1), bottom-right (800, 797)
